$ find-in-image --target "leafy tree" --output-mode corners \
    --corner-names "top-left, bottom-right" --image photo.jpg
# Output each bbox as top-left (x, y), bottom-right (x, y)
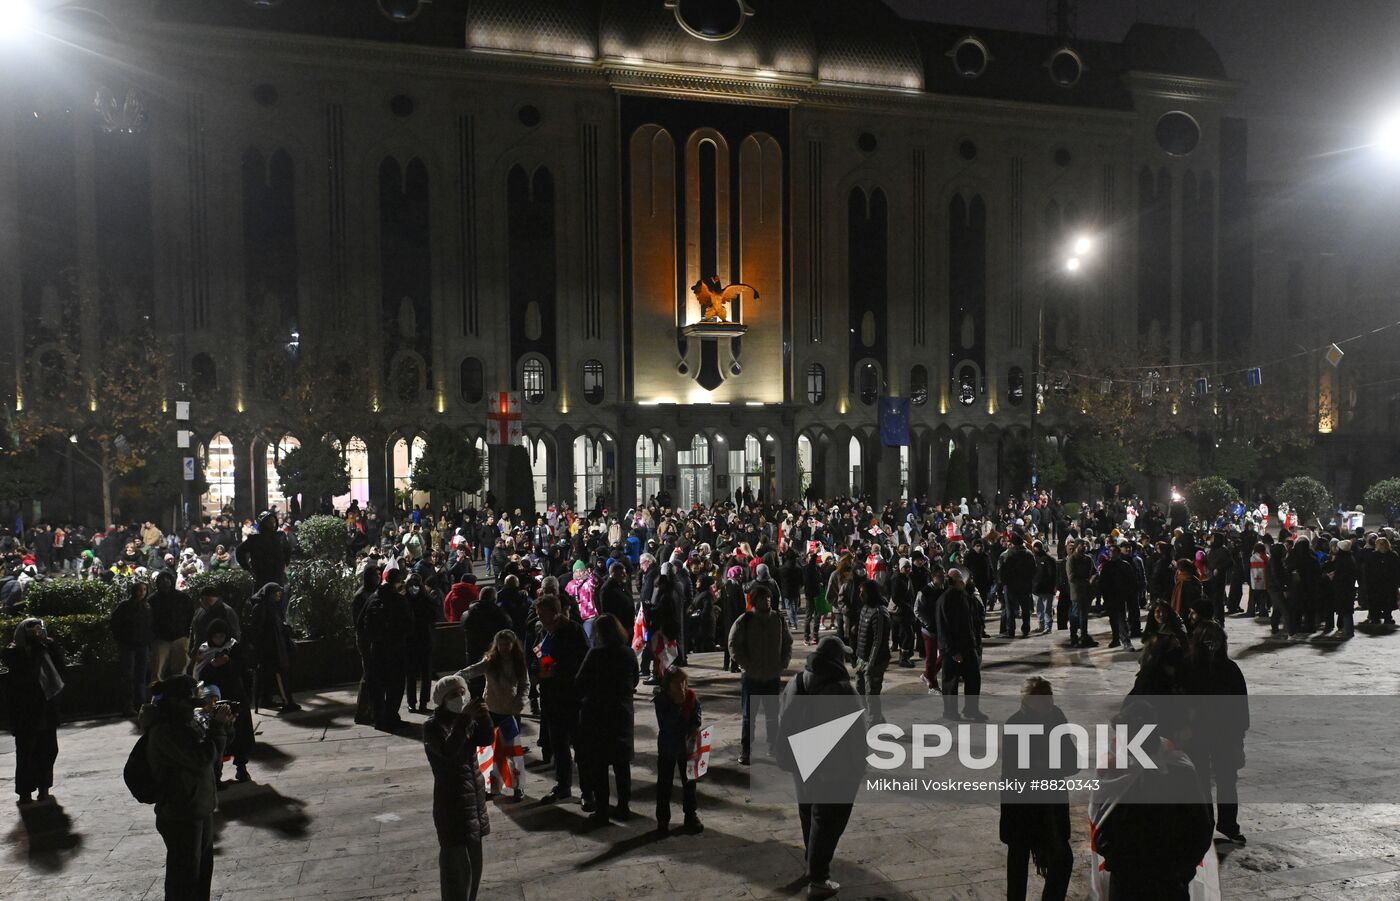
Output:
top-left (1276, 475), bottom-right (1333, 525)
top-left (1184, 476), bottom-right (1239, 520)
top-left (502, 443), bottom-right (535, 515)
top-left (0, 444), bottom-right (59, 506)
top-left (136, 443), bottom-right (209, 508)
top-left (1064, 434), bottom-right (1134, 494)
top-left (276, 438), bottom-right (350, 512)
top-left (296, 514), bottom-right (347, 561)
top-left (1142, 435), bottom-right (1200, 483)
top-left (411, 426), bottom-right (484, 499)
top-left (1211, 441), bottom-right (1261, 486)
top-left (1364, 478), bottom-right (1400, 525)
top-left (13, 327), bottom-right (172, 525)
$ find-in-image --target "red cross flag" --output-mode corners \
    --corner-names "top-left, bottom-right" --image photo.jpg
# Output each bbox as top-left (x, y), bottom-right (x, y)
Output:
top-left (486, 392), bottom-right (523, 445)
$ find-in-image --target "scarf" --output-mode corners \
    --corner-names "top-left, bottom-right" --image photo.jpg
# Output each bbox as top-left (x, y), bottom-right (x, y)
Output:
top-left (14, 618), bottom-right (64, 701)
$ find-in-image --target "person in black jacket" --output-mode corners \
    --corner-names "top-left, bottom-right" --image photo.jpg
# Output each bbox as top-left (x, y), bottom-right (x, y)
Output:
top-left (235, 510), bottom-right (289, 595)
top-left (777, 550), bottom-right (804, 632)
top-left (424, 675), bottom-right (495, 901)
top-left (365, 569), bottom-right (414, 732)
top-left (1327, 540), bottom-right (1358, 639)
top-left (462, 587), bottom-right (511, 697)
top-left (149, 570), bottom-right (196, 680)
top-left (3, 618), bottom-right (66, 803)
top-left (191, 619), bottom-right (254, 783)
top-left (535, 593), bottom-right (590, 803)
top-left (935, 569), bottom-right (986, 721)
top-left (1031, 542), bottom-right (1058, 635)
top-left (853, 581), bottom-right (891, 726)
top-left (1096, 543), bottom-right (1139, 653)
top-left (352, 565), bottom-right (381, 726)
top-left (246, 582), bottom-right (300, 712)
top-left (405, 573), bottom-right (440, 713)
top-left (575, 613), bottom-right (641, 824)
top-left (998, 534), bottom-right (1037, 638)
top-left (801, 551), bottom-right (823, 645)
top-left (887, 558), bottom-right (917, 667)
top-left (111, 581), bottom-right (154, 715)
top-left (597, 564), bottom-right (635, 631)
top-left (1180, 621), bottom-right (1249, 845)
top-left (1000, 676), bottom-right (1076, 901)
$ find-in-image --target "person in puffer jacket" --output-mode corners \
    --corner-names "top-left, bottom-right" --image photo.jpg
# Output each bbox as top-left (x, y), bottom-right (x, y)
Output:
top-left (726, 584), bottom-right (793, 765)
top-left (423, 674), bottom-right (495, 901)
top-left (853, 580), bottom-right (891, 725)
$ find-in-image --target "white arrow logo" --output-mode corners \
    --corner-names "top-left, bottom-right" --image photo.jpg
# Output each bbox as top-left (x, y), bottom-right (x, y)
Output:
top-left (788, 709), bottom-right (865, 782)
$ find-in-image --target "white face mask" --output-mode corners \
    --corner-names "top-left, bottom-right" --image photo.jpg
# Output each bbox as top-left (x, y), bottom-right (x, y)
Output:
top-left (443, 695), bottom-right (466, 714)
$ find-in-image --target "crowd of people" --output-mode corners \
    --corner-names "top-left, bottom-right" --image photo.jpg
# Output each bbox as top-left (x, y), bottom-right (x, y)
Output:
top-left (3, 487), bottom-right (1397, 899)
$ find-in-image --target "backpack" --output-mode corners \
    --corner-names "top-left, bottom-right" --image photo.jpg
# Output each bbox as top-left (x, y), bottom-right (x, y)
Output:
top-left (124, 732), bottom-right (162, 804)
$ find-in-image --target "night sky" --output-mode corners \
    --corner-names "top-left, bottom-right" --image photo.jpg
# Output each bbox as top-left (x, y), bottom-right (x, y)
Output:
top-left (886, 0), bottom-right (1400, 180)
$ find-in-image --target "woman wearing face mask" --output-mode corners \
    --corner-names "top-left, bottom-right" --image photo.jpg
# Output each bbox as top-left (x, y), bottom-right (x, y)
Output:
top-left (2, 618), bottom-right (66, 803)
top-left (424, 675), bottom-right (495, 901)
top-left (456, 629), bottom-right (529, 800)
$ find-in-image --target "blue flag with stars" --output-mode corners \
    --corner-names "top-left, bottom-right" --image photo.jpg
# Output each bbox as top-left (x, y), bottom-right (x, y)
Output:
top-left (879, 396), bottom-right (910, 447)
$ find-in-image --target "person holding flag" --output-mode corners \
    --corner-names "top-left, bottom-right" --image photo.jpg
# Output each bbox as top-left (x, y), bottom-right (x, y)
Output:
top-left (457, 630), bottom-right (529, 801)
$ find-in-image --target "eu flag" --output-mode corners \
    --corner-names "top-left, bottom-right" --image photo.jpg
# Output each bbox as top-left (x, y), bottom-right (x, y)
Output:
top-left (879, 397), bottom-right (911, 447)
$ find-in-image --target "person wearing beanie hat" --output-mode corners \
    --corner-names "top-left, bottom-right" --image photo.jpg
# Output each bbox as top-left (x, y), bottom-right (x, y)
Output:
top-left (1328, 538), bottom-right (1357, 639)
top-left (727, 584), bottom-right (793, 766)
top-left (775, 632), bottom-right (861, 900)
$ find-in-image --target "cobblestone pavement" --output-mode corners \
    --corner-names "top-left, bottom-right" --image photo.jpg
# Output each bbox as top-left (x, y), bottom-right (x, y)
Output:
top-left (4, 610), bottom-right (1400, 900)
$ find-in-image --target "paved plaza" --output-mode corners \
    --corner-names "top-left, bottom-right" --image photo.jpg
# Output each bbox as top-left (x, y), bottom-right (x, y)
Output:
top-left (4, 612), bottom-right (1400, 901)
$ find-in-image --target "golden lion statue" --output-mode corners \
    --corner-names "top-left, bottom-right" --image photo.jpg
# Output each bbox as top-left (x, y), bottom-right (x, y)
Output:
top-left (691, 277), bottom-right (759, 323)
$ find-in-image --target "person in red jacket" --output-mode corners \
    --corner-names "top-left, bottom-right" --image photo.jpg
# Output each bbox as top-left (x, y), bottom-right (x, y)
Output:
top-left (443, 576), bottom-right (480, 623)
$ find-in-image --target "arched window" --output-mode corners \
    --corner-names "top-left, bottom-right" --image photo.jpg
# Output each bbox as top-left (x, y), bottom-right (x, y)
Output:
top-left (677, 434), bottom-right (711, 507)
top-left (330, 436), bottom-right (369, 511)
top-left (203, 434), bottom-right (236, 516)
top-left (806, 363), bottom-right (826, 405)
top-left (521, 358), bottom-right (545, 405)
top-left (191, 354), bottom-right (217, 400)
top-left (796, 434), bottom-right (814, 496)
top-left (958, 366), bottom-right (978, 407)
top-left (473, 435), bottom-right (490, 505)
top-left (574, 435), bottom-right (605, 509)
top-left (858, 361), bottom-right (879, 406)
top-left (524, 435), bottom-right (548, 511)
top-left (582, 360), bottom-right (604, 404)
top-left (635, 435), bottom-right (663, 505)
top-left (848, 435), bottom-right (863, 496)
top-left (728, 433), bottom-right (765, 500)
top-left (910, 365), bottom-right (929, 406)
top-left (1007, 367), bottom-right (1025, 406)
top-left (265, 434), bottom-right (300, 514)
top-left (392, 435), bottom-right (426, 502)
top-left (459, 357), bottom-right (484, 404)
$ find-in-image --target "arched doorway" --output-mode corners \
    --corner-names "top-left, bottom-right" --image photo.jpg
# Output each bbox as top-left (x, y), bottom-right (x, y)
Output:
top-left (265, 434), bottom-right (300, 516)
top-left (472, 435), bottom-right (490, 507)
top-left (797, 434), bottom-right (814, 498)
top-left (848, 434), bottom-right (863, 497)
top-left (728, 433), bottom-right (764, 502)
top-left (391, 434), bottom-right (427, 507)
top-left (330, 436), bottom-right (370, 511)
top-left (202, 434), bottom-right (236, 517)
top-left (524, 435), bottom-right (549, 513)
top-left (574, 434), bottom-right (605, 511)
top-left (635, 435), bottom-right (663, 505)
top-left (678, 433), bottom-right (712, 507)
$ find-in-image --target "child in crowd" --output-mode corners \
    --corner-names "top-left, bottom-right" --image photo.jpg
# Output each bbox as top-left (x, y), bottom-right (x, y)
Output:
top-left (652, 667), bottom-right (702, 837)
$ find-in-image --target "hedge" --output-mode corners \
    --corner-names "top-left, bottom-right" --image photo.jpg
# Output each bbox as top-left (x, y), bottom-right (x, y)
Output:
top-left (20, 578), bottom-right (125, 618)
top-left (184, 569), bottom-right (256, 613)
top-left (0, 614), bottom-right (116, 665)
top-left (288, 561), bottom-right (356, 642)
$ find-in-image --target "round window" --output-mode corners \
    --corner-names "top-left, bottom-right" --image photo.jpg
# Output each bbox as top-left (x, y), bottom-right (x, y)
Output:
top-left (389, 95), bottom-right (415, 118)
top-left (671, 0), bottom-right (750, 42)
top-left (1048, 48), bottom-right (1082, 88)
top-left (951, 37), bottom-right (988, 79)
top-left (857, 132), bottom-right (878, 154)
top-left (1156, 111), bottom-right (1201, 156)
top-left (958, 139), bottom-right (977, 161)
top-left (517, 104), bottom-right (542, 128)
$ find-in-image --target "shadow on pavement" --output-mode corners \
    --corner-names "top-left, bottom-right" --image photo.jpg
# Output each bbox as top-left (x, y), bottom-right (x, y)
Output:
top-left (7, 800), bottom-right (83, 872)
top-left (215, 784), bottom-right (312, 837)
top-left (248, 740), bottom-right (296, 771)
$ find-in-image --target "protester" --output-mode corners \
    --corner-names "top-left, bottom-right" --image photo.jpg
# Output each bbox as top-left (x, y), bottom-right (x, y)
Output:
top-left (1181, 621), bottom-right (1249, 845)
top-left (652, 667), bottom-right (703, 836)
top-left (190, 583), bottom-right (241, 651)
top-left (574, 613), bottom-right (640, 824)
top-left (458, 629), bottom-right (530, 800)
top-left (535, 593), bottom-right (589, 803)
top-left (111, 580), bottom-right (154, 716)
top-left (364, 568), bottom-right (413, 732)
top-left (246, 582), bottom-right (300, 712)
top-left (727, 583), bottom-right (793, 765)
top-left (191, 619), bottom-right (254, 783)
top-left (853, 579), bottom-right (891, 725)
top-left (936, 569), bottom-right (986, 721)
top-left (999, 676), bottom-right (1075, 901)
top-left (3, 618), bottom-right (66, 803)
top-left (141, 673), bottom-right (233, 900)
top-left (404, 572), bottom-right (440, 713)
top-left (423, 675), bottom-right (494, 901)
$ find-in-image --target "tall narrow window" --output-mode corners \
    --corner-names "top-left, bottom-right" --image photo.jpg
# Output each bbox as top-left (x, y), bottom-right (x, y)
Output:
top-left (522, 358), bottom-right (545, 404)
top-left (958, 366), bottom-right (977, 406)
top-left (910, 365), bottom-right (929, 406)
top-left (459, 357), bottom-right (484, 403)
top-left (806, 363), bottom-right (826, 405)
top-left (858, 361), bottom-right (879, 406)
top-left (582, 359), bottom-right (604, 404)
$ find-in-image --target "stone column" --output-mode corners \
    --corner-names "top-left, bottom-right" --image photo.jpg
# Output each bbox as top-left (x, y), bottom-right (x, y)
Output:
top-left (975, 432), bottom-right (999, 501)
top-left (366, 431), bottom-right (389, 513)
top-left (554, 428), bottom-right (576, 509)
top-left (877, 440), bottom-right (901, 505)
top-left (231, 431), bottom-right (255, 519)
top-left (826, 434), bottom-right (849, 498)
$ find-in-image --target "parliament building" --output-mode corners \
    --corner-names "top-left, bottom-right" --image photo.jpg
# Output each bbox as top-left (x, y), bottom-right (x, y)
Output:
top-left (0, 0), bottom-right (1253, 517)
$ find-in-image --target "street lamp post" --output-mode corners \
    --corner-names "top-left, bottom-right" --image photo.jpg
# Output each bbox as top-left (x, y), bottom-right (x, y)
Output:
top-left (1029, 237), bottom-right (1092, 494)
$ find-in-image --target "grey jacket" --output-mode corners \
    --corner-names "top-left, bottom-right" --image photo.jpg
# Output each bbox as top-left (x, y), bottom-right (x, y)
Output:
top-left (727, 608), bottom-right (794, 682)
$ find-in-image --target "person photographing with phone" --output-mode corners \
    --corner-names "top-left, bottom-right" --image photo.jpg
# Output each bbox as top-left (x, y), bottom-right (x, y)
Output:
top-left (424, 674), bottom-right (496, 901)
top-left (192, 619), bottom-right (254, 784)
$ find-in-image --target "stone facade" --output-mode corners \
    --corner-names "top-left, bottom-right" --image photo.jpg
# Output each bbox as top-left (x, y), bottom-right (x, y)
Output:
top-left (0, 1), bottom-right (1247, 516)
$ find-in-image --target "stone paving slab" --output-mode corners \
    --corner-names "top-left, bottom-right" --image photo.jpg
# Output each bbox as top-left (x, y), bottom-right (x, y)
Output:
top-left (5, 611), bottom-right (1400, 898)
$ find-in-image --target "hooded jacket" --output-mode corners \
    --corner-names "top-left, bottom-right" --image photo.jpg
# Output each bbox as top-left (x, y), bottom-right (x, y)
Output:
top-left (776, 647), bottom-right (864, 798)
top-left (423, 708), bottom-right (494, 846)
top-left (727, 603), bottom-right (794, 682)
top-left (139, 699), bottom-right (229, 820)
top-left (148, 572), bottom-right (196, 642)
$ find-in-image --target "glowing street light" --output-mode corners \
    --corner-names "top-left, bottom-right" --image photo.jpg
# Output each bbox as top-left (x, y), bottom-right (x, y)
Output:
top-left (1376, 113), bottom-right (1400, 162)
top-left (1065, 256), bottom-right (1081, 272)
top-left (0, 0), bottom-right (35, 40)
top-left (1072, 235), bottom-right (1092, 256)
